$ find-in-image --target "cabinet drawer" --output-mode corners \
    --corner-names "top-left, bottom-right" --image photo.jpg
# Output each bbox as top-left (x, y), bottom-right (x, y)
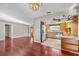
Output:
top-left (61, 43), bottom-right (79, 51)
top-left (61, 38), bottom-right (79, 45)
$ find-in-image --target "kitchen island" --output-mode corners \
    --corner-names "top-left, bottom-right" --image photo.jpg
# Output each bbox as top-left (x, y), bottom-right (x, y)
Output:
top-left (61, 36), bottom-right (79, 55)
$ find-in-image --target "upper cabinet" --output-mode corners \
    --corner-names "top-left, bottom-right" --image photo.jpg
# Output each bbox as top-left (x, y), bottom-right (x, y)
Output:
top-left (60, 16), bottom-right (78, 36)
top-left (72, 16), bottom-right (78, 36)
top-left (60, 22), bottom-right (66, 31)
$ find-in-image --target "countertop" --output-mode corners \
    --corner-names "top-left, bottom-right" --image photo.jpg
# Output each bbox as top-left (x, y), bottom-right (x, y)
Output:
top-left (60, 36), bottom-right (79, 40)
top-left (56, 34), bottom-right (79, 40)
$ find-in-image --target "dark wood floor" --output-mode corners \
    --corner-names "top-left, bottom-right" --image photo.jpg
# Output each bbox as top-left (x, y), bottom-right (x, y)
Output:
top-left (0, 37), bottom-right (79, 56)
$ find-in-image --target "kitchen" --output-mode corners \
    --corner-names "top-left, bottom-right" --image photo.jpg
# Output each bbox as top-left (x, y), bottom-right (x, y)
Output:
top-left (41, 15), bottom-right (79, 55)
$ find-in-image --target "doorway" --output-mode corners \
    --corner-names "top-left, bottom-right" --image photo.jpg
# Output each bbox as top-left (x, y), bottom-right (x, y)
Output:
top-left (5, 24), bottom-right (12, 51)
top-left (40, 21), bottom-right (46, 42)
top-left (5, 24), bottom-right (11, 39)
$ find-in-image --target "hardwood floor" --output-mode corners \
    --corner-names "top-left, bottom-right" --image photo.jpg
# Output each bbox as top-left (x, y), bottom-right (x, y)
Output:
top-left (0, 37), bottom-right (79, 56)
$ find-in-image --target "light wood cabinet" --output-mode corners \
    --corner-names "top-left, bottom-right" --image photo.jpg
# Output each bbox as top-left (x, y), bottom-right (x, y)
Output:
top-left (61, 38), bottom-right (79, 55)
top-left (60, 16), bottom-right (78, 36)
top-left (60, 23), bottom-right (66, 31)
top-left (72, 16), bottom-right (78, 36)
top-left (60, 22), bottom-right (71, 36)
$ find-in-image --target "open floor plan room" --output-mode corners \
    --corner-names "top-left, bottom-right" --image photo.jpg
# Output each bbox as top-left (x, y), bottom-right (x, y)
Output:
top-left (0, 3), bottom-right (79, 56)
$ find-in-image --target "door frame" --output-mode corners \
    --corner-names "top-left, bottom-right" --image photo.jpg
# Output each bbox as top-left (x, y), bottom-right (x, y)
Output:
top-left (4, 23), bottom-right (13, 49)
top-left (4, 24), bottom-right (13, 39)
top-left (5, 24), bottom-right (11, 38)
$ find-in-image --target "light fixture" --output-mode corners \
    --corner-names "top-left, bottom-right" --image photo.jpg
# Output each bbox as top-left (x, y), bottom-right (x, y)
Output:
top-left (30, 3), bottom-right (42, 11)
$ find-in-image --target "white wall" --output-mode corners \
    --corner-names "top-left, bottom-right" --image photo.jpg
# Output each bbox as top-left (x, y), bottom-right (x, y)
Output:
top-left (0, 21), bottom-right (29, 40)
top-left (0, 22), bottom-right (5, 40)
top-left (34, 20), bottom-right (41, 42)
top-left (13, 24), bottom-right (29, 38)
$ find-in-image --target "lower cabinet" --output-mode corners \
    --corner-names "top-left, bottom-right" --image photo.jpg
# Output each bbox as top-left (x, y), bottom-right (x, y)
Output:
top-left (61, 38), bottom-right (79, 55)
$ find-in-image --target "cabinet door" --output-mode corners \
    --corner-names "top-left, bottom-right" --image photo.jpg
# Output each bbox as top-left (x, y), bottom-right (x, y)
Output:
top-left (72, 16), bottom-right (78, 36)
top-left (60, 23), bottom-right (66, 30)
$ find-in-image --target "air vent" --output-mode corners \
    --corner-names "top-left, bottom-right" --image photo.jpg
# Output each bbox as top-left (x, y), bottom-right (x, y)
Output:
top-left (46, 11), bottom-right (52, 14)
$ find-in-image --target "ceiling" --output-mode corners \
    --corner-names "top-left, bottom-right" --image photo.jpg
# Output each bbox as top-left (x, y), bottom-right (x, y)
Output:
top-left (0, 3), bottom-right (77, 24)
